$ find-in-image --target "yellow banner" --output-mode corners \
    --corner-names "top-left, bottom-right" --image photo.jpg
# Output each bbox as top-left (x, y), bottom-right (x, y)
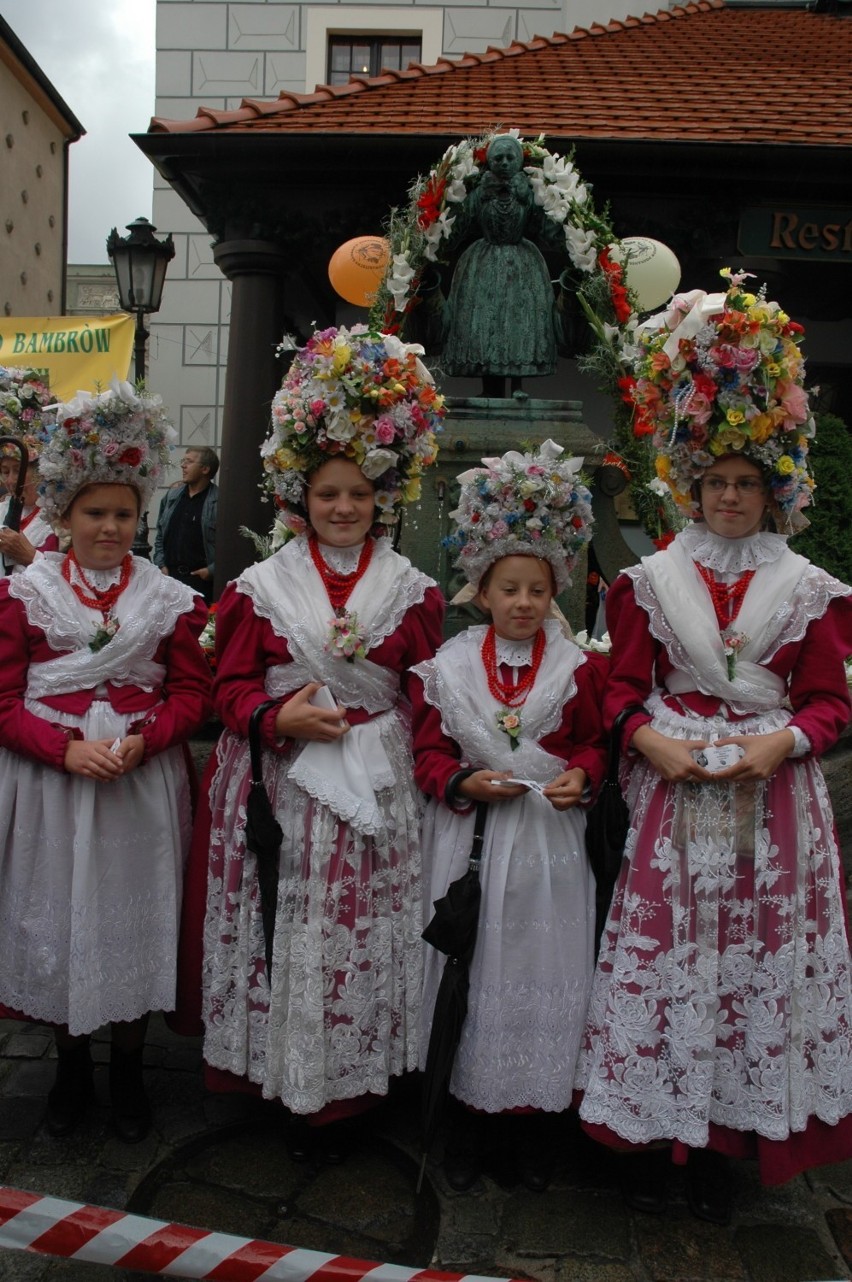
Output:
top-left (0, 314), bottom-right (135, 401)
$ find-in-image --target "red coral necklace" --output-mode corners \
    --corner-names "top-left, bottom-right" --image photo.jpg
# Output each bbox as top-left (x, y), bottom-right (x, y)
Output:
top-left (696, 563), bottom-right (755, 629)
top-left (62, 549), bottom-right (132, 620)
top-left (309, 535), bottom-right (374, 612)
top-left (481, 625), bottom-right (546, 707)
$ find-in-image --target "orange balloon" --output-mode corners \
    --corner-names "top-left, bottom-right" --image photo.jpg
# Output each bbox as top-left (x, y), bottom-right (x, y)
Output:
top-left (328, 236), bottom-right (390, 307)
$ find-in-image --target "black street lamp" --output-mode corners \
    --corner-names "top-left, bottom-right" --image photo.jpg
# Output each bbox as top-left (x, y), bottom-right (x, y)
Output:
top-left (106, 217), bottom-right (175, 557)
top-left (106, 216), bottom-right (175, 383)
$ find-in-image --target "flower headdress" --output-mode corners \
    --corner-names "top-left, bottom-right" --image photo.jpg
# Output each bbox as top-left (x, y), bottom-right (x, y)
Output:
top-left (38, 379), bottom-right (176, 528)
top-left (262, 324), bottom-right (444, 527)
top-left (446, 439), bottom-right (594, 593)
top-left (631, 271), bottom-right (815, 532)
top-left (0, 366), bottom-right (54, 461)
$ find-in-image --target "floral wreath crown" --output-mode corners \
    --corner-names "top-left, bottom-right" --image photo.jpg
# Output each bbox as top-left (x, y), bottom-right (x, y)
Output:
top-left (631, 270), bottom-right (815, 532)
top-left (38, 379), bottom-right (176, 529)
top-left (446, 439), bottom-right (594, 593)
top-left (0, 366), bottom-right (55, 461)
top-left (261, 324), bottom-right (444, 528)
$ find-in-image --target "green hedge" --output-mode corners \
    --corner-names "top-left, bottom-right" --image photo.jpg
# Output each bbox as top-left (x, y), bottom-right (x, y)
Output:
top-left (790, 412), bottom-right (852, 584)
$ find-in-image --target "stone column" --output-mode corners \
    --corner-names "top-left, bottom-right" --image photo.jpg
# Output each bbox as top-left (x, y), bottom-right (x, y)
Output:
top-left (212, 240), bottom-right (287, 593)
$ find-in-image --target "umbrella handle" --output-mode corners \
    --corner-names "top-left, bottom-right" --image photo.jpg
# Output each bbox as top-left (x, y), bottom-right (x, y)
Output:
top-left (248, 699), bottom-right (280, 783)
top-left (0, 437), bottom-right (28, 527)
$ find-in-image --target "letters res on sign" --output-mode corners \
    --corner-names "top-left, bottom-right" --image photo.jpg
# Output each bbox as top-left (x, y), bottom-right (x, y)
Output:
top-left (739, 206), bottom-right (852, 263)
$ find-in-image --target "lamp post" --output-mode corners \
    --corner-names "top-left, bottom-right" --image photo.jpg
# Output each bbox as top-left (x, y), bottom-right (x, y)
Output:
top-left (106, 216), bottom-right (175, 383)
top-left (106, 217), bottom-right (175, 556)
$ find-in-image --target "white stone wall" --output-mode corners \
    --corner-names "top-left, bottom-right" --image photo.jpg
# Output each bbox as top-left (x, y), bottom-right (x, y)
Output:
top-left (151, 0), bottom-right (671, 494)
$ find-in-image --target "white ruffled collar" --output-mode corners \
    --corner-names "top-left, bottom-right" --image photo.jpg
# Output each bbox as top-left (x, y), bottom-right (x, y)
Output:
top-left (494, 632), bottom-right (537, 669)
top-left (65, 556), bottom-right (126, 593)
top-left (679, 524), bottom-right (788, 576)
top-left (316, 540), bottom-right (365, 575)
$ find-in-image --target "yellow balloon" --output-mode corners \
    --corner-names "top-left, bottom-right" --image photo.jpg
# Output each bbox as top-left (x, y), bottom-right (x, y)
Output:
top-left (328, 236), bottom-right (390, 307)
top-left (610, 237), bottom-right (681, 312)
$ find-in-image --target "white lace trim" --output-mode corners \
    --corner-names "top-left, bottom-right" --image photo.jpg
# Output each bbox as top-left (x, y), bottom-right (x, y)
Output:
top-left (9, 554), bottom-right (197, 694)
top-left (316, 540), bottom-right (364, 574)
top-left (681, 524), bottom-right (789, 574)
top-left (495, 633), bottom-right (537, 669)
top-left (628, 556), bottom-right (851, 683)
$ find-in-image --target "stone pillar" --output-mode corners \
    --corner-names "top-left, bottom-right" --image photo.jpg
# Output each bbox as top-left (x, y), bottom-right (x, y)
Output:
top-left (212, 240), bottom-right (287, 593)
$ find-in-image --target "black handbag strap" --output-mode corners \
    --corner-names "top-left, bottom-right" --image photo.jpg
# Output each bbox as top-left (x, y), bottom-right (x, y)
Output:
top-left (607, 703), bottom-right (649, 783)
top-left (468, 800), bottom-right (488, 872)
top-left (248, 700), bottom-right (279, 787)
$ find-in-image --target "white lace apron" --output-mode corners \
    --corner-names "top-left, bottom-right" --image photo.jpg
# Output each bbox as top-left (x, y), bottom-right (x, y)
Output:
top-left (0, 556), bottom-right (197, 1034)
top-left (414, 621), bottom-right (596, 1111)
top-left (202, 536), bottom-right (436, 1112)
top-left (577, 529), bottom-right (852, 1147)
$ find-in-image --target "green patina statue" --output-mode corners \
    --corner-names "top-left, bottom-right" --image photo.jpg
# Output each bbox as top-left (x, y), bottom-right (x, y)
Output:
top-left (442, 135), bottom-right (563, 396)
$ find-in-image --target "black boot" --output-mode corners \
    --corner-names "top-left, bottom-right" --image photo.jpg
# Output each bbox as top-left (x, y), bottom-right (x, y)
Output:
top-left (514, 1114), bottom-right (556, 1193)
top-left (46, 1040), bottom-right (94, 1137)
top-left (109, 1045), bottom-right (151, 1144)
top-left (443, 1109), bottom-right (483, 1192)
top-left (687, 1148), bottom-right (732, 1225)
top-left (618, 1148), bottom-right (670, 1214)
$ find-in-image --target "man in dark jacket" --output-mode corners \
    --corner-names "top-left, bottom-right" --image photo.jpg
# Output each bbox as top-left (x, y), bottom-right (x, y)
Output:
top-left (153, 447), bottom-right (219, 604)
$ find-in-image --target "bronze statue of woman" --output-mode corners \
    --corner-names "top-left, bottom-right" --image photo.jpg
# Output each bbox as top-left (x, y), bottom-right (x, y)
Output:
top-left (441, 135), bottom-right (563, 396)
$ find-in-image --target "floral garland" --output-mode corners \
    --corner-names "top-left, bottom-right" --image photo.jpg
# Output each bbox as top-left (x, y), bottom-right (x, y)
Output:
top-left (368, 129), bottom-right (624, 337)
top-left (0, 365), bottom-right (54, 457)
top-left (630, 270), bottom-right (815, 531)
top-left (38, 379), bottom-right (176, 528)
top-left (446, 438), bottom-right (594, 593)
top-left (262, 325), bottom-right (444, 529)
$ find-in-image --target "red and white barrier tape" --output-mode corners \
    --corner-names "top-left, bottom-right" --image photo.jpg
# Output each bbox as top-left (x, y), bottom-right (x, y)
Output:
top-left (0, 1186), bottom-right (516, 1282)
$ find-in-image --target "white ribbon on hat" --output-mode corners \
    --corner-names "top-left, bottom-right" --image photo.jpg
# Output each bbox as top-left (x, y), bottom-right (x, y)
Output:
top-left (637, 289), bottom-right (726, 362)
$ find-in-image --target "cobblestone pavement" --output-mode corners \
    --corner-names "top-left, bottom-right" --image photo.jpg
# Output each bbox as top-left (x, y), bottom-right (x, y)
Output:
top-left (2, 1014), bottom-right (852, 1282)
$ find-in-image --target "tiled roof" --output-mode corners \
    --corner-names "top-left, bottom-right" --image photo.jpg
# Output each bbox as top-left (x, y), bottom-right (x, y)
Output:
top-left (149, 2), bottom-right (852, 147)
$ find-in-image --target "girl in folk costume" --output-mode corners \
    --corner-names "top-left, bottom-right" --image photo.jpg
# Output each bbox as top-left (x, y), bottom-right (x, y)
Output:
top-left (0, 382), bottom-right (212, 1143)
top-left (576, 274), bottom-right (852, 1224)
top-left (0, 368), bottom-right (59, 573)
top-left (196, 326), bottom-right (445, 1159)
top-left (411, 441), bottom-right (607, 1192)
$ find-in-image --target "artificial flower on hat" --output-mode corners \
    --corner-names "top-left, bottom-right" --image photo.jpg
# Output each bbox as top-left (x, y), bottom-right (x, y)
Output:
top-left (446, 438), bottom-right (594, 593)
top-left (0, 365), bottom-right (55, 460)
top-left (261, 324), bottom-right (444, 529)
top-left (631, 270), bottom-right (815, 532)
top-left (37, 379), bottom-right (176, 528)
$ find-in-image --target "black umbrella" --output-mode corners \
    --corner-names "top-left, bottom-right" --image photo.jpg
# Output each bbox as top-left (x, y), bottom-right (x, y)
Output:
top-left (0, 437), bottom-right (27, 575)
top-left (418, 800), bottom-right (488, 1191)
top-left (246, 700), bottom-right (283, 979)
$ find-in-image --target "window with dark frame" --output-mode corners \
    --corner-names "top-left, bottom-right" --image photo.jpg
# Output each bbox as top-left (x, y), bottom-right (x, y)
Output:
top-left (327, 35), bottom-right (422, 85)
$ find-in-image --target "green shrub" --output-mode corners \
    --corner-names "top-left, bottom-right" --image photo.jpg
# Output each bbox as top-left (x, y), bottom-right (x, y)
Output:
top-left (791, 412), bottom-right (852, 584)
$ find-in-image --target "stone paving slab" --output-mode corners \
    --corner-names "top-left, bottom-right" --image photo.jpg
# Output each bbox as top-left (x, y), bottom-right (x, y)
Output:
top-left (3, 1016), bottom-right (852, 1282)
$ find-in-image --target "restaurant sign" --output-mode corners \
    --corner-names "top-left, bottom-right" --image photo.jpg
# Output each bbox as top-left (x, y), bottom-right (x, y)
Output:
top-left (739, 206), bottom-right (852, 263)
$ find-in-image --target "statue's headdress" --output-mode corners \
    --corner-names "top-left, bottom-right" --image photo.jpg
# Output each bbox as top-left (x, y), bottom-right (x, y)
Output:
top-left (0, 366), bottom-right (54, 462)
top-left (38, 380), bottom-right (175, 527)
top-left (446, 439), bottom-right (593, 592)
top-left (631, 271), bottom-right (815, 532)
top-left (262, 325), bottom-right (444, 527)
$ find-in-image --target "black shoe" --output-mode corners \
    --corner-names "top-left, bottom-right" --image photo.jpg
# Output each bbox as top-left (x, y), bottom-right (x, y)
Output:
top-left (515, 1115), bottom-right (556, 1192)
top-left (687, 1149), bottom-right (732, 1226)
top-left (443, 1114), bottom-right (483, 1192)
top-left (618, 1149), bottom-right (670, 1215)
top-left (109, 1046), bottom-right (151, 1144)
top-left (318, 1120), bottom-right (357, 1165)
top-left (284, 1119), bottom-right (313, 1163)
top-left (46, 1041), bottom-right (94, 1137)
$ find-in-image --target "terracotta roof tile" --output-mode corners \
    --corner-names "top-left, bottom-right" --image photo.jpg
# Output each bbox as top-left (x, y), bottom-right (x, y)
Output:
top-left (148, 1), bottom-right (852, 146)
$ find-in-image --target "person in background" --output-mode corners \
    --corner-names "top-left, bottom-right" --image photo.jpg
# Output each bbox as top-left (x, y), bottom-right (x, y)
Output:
top-left (153, 446), bottom-right (218, 603)
top-left (0, 441), bottom-right (59, 574)
top-left (576, 274), bottom-right (852, 1225)
top-left (0, 382), bottom-right (211, 1144)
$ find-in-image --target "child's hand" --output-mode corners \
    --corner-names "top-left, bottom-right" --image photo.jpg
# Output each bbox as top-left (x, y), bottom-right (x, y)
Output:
top-left (543, 768), bottom-right (586, 811)
top-left (64, 737), bottom-right (124, 781)
top-left (274, 683), bottom-right (349, 742)
top-left (115, 734), bottom-right (146, 774)
top-left (710, 729), bottom-right (795, 782)
top-left (458, 770), bottom-right (528, 803)
top-left (631, 725), bottom-right (713, 783)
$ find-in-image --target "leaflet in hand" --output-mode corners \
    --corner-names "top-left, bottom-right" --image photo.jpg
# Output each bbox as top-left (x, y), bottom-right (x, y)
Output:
top-left (490, 777), bottom-right (547, 797)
